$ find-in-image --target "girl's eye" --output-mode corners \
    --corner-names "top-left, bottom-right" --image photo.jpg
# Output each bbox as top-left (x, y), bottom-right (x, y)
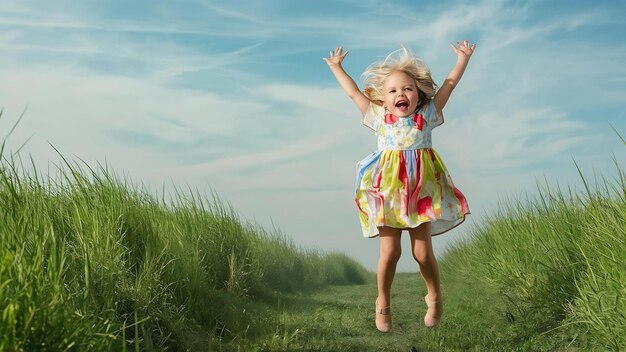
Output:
top-left (404, 88), bottom-right (412, 91)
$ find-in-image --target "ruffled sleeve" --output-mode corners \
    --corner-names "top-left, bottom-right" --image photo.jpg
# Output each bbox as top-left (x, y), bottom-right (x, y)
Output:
top-left (361, 103), bottom-right (383, 132)
top-left (425, 99), bottom-right (444, 128)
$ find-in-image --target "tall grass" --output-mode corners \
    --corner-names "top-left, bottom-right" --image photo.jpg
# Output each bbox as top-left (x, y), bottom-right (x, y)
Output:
top-left (0, 146), bottom-right (368, 350)
top-left (441, 152), bottom-right (626, 350)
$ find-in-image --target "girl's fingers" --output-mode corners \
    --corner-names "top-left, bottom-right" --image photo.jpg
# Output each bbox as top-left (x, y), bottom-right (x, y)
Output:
top-left (324, 47), bottom-right (348, 62)
top-left (450, 41), bottom-right (476, 56)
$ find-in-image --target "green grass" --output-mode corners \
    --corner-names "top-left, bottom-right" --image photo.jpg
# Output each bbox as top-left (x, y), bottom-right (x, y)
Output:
top-left (228, 272), bottom-right (519, 352)
top-left (438, 158), bottom-right (626, 350)
top-left (0, 146), bottom-right (368, 351)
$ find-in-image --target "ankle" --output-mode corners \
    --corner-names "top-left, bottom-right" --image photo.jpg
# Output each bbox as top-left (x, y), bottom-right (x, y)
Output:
top-left (376, 306), bottom-right (391, 315)
top-left (376, 296), bottom-right (391, 308)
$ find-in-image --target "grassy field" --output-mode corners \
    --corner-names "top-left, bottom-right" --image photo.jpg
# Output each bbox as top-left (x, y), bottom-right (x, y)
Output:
top-left (0, 147), bottom-right (368, 351)
top-left (1, 112), bottom-right (624, 351)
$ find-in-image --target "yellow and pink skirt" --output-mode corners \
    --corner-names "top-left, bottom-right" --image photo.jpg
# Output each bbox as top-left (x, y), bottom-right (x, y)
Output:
top-left (355, 148), bottom-right (469, 237)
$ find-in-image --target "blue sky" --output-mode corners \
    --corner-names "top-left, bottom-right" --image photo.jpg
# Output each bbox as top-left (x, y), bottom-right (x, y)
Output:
top-left (1, 0), bottom-right (625, 271)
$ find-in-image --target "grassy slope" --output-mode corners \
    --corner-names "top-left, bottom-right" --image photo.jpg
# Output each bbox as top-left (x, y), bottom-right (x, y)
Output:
top-left (0, 157), bottom-right (368, 351)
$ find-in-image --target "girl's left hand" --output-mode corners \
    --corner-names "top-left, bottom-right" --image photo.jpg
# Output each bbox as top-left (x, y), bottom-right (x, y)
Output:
top-left (450, 40), bottom-right (476, 60)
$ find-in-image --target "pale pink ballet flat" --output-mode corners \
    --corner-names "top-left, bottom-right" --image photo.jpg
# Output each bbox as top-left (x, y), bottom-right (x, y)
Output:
top-left (375, 299), bottom-right (392, 332)
top-left (424, 294), bottom-right (443, 328)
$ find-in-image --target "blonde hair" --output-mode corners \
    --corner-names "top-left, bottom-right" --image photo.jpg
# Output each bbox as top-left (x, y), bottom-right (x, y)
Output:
top-left (361, 46), bottom-right (438, 109)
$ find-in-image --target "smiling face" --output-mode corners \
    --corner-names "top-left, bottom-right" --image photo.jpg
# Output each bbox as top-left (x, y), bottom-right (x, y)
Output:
top-left (382, 70), bottom-right (419, 117)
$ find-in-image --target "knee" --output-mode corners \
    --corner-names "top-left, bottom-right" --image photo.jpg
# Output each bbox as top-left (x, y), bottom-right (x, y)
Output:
top-left (380, 245), bottom-right (402, 264)
top-left (412, 248), bottom-right (433, 265)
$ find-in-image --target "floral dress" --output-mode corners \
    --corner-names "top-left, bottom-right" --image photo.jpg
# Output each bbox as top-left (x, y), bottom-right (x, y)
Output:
top-left (355, 99), bottom-right (469, 237)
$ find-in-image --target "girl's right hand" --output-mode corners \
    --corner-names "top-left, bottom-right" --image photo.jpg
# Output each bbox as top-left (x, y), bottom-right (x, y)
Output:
top-left (323, 47), bottom-right (349, 67)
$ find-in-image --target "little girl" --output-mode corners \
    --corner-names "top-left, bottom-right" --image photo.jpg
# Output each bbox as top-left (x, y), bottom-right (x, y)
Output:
top-left (324, 42), bottom-right (474, 332)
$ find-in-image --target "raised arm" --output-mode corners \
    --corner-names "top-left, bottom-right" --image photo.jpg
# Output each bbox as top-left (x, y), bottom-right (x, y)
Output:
top-left (323, 47), bottom-right (370, 115)
top-left (434, 40), bottom-right (476, 113)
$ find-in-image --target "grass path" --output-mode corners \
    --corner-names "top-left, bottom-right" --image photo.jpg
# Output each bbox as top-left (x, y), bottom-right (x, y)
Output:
top-left (245, 271), bottom-right (521, 352)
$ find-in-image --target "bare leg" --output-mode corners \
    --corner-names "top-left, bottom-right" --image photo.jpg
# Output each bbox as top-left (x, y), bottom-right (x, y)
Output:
top-left (375, 226), bottom-right (402, 331)
top-left (408, 222), bottom-right (443, 326)
top-left (377, 226), bottom-right (402, 307)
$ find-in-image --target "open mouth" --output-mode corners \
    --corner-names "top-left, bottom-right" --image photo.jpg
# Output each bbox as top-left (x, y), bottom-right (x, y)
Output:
top-left (395, 100), bottom-right (409, 110)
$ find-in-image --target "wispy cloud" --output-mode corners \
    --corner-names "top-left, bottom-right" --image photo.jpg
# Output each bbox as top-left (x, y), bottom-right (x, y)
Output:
top-left (0, 3), bottom-right (274, 38)
top-left (438, 108), bottom-right (588, 172)
top-left (164, 130), bottom-right (342, 176)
